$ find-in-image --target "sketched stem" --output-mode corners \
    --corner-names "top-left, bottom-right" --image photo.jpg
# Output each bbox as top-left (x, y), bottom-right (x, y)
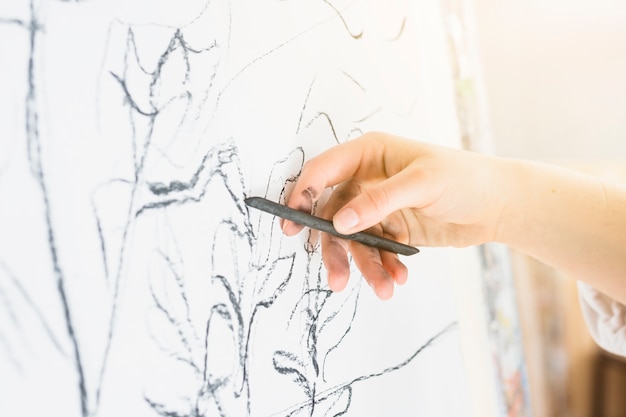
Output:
top-left (268, 322), bottom-right (458, 417)
top-left (23, 1), bottom-right (88, 415)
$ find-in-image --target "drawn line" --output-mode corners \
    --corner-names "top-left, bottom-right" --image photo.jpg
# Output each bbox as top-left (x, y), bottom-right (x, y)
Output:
top-left (21, 1), bottom-right (89, 414)
top-left (322, 0), bottom-right (363, 39)
top-left (268, 321), bottom-right (458, 417)
top-left (0, 260), bottom-right (67, 356)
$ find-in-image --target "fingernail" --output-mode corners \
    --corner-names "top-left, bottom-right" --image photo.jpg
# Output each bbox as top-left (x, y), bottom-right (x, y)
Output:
top-left (334, 208), bottom-right (359, 233)
top-left (281, 219), bottom-right (293, 235)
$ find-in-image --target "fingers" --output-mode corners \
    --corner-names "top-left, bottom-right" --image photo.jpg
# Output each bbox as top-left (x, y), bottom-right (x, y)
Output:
top-left (321, 234), bottom-right (351, 292)
top-left (380, 250), bottom-right (408, 286)
top-left (333, 165), bottom-right (423, 235)
top-left (350, 242), bottom-right (395, 300)
top-left (321, 230), bottom-right (408, 300)
top-left (282, 136), bottom-right (383, 235)
top-left (281, 132), bottom-right (424, 299)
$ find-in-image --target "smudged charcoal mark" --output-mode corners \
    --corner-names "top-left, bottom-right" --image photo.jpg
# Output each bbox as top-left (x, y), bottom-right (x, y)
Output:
top-left (304, 233), bottom-right (319, 254)
top-left (304, 186), bottom-right (318, 201)
top-left (0, 18), bottom-right (28, 27)
top-left (150, 179), bottom-right (191, 195)
top-left (322, 0), bottom-right (363, 39)
top-left (273, 350), bottom-right (313, 397)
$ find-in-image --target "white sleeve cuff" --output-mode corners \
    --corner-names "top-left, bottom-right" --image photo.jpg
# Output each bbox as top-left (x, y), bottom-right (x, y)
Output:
top-left (578, 281), bottom-right (626, 357)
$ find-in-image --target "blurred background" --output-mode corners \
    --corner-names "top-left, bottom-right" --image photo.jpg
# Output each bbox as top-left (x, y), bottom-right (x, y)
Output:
top-left (473, 0), bottom-right (626, 416)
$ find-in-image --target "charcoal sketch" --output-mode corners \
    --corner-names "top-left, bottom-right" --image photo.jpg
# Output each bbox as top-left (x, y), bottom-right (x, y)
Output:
top-left (0, 1), bottom-right (470, 416)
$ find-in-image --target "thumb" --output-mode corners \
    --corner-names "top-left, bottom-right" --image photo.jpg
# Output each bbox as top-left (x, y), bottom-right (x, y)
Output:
top-left (332, 167), bottom-right (423, 234)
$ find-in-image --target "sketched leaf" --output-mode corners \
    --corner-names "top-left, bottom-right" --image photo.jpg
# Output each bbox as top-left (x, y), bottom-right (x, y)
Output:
top-left (289, 288), bottom-right (331, 333)
top-left (204, 303), bottom-right (237, 386)
top-left (211, 219), bottom-right (250, 295)
top-left (146, 253), bottom-right (200, 370)
top-left (255, 253), bottom-right (296, 307)
top-left (145, 303), bottom-right (194, 368)
top-left (255, 148), bottom-right (305, 263)
top-left (150, 251), bottom-right (195, 336)
top-left (315, 286), bottom-right (360, 382)
top-left (273, 350), bottom-right (312, 398)
top-left (91, 180), bottom-right (133, 286)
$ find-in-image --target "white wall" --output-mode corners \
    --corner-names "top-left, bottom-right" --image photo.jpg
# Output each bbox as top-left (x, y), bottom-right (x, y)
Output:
top-left (473, 0), bottom-right (626, 161)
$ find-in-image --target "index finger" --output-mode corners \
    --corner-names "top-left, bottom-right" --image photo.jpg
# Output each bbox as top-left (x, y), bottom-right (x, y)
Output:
top-left (282, 137), bottom-right (374, 235)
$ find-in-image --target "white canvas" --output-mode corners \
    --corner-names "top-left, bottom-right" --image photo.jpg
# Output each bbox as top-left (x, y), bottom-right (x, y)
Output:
top-left (0, 1), bottom-right (476, 416)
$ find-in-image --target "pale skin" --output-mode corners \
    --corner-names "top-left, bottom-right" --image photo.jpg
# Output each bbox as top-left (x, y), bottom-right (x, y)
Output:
top-left (281, 132), bottom-right (626, 304)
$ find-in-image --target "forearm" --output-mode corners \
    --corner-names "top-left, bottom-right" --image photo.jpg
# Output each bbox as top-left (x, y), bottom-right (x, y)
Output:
top-left (495, 158), bottom-right (626, 305)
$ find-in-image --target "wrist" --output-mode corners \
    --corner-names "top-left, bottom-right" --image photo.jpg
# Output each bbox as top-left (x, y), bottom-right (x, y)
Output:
top-left (489, 157), bottom-right (529, 246)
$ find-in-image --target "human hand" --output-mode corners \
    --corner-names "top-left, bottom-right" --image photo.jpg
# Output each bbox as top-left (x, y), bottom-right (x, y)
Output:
top-left (282, 132), bottom-right (507, 300)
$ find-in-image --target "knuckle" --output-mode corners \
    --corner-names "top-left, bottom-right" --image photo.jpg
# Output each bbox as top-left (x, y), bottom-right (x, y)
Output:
top-left (362, 186), bottom-right (390, 215)
top-left (297, 161), bottom-right (323, 200)
top-left (360, 131), bottom-right (378, 141)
